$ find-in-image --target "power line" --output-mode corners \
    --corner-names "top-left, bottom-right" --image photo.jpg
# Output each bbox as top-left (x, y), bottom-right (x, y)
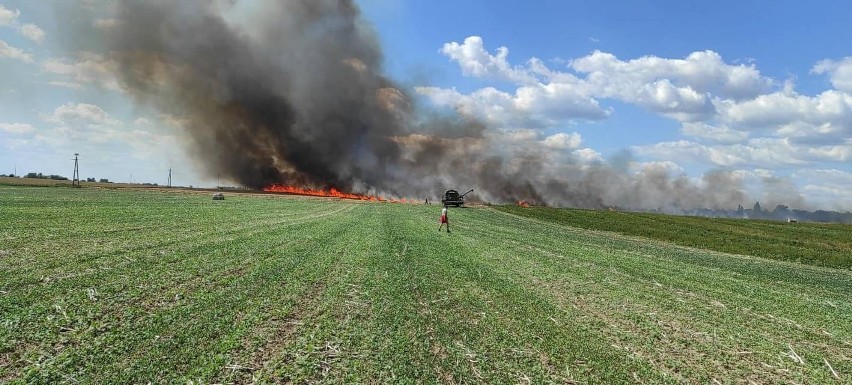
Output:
top-left (72, 153), bottom-right (80, 188)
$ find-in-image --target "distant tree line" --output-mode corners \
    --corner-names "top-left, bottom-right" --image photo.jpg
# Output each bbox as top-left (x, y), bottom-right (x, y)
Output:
top-left (23, 172), bottom-right (68, 180)
top-left (675, 201), bottom-right (852, 224)
top-left (0, 172), bottom-right (115, 183)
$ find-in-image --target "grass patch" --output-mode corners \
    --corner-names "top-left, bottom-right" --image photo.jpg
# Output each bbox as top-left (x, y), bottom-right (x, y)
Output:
top-left (495, 205), bottom-right (852, 268)
top-left (1, 186), bottom-right (850, 383)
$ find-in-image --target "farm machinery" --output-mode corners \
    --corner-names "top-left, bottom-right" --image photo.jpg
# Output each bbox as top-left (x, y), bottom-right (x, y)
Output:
top-left (441, 189), bottom-right (474, 207)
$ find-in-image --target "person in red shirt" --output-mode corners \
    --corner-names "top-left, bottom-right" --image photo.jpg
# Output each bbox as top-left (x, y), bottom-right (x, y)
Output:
top-left (438, 205), bottom-right (450, 233)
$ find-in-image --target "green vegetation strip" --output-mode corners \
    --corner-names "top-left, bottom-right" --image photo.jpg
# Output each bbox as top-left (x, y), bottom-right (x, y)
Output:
top-left (496, 205), bottom-right (852, 268)
top-left (1, 186), bottom-right (850, 383)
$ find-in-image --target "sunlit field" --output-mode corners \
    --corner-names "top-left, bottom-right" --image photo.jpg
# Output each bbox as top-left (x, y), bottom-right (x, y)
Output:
top-left (1, 186), bottom-right (849, 383)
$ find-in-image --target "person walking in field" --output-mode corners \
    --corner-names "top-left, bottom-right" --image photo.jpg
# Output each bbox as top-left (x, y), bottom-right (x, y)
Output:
top-left (438, 205), bottom-right (450, 233)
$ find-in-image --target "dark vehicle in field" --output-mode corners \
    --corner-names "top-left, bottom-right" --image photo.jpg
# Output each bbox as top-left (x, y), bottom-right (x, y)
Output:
top-left (441, 189), bottom-right (474, 207)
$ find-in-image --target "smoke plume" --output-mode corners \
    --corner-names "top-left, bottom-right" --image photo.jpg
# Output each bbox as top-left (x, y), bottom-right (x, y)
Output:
top-left (96, 0), bottom-right (749, 210)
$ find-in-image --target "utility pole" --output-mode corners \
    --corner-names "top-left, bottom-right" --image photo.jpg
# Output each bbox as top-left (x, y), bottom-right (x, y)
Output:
top-left (217, 173), bottom-right (220, 189)
top-left (72, 153), bottom-right (80, 187)
top-left (168, 167), bottom-right (172, 188)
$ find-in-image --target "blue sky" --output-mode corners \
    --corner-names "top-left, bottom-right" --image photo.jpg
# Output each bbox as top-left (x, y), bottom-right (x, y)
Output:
top-left (1, 1), bottom-right (851, 210)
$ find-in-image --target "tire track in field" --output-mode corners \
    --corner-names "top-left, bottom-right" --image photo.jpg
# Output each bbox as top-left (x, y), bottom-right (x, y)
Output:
top-left (3, 202), bottom-right (353, 289)
top-left (220, 280), bottom-right (328, 383)
top-left (361, 207), bottom-right (666, 383)
top-left (466, 218), bottom-right (850, 325)
top-left (3, 195), bottom-right (329, 255)
top-left (460, 207), bottom-right (852, 382)
top-left (20, 202), bottom-right (358, 382)
top-left (480, 211), bottom-right (851, 323)
top-left (517, 244), bottom-right (851, 383)
top-left (5, 201), bottom-right (353, 318)
top-left (107, 224), bottom-right (351, 384)
top-left (462, 233), bottom-right (741, 382)
top-left (2, 203), bottom-right (357, 383)
top-left (488, 207), bottom-right (852, 286)
top-left (219, 259), bottom-right (340, 384)
top-left (4, 231), bottom-right (310, 382)
top-left (489, 206), bottom-right (852, 320)
top-left (215, 209), bottom-right (369, 384)
top-left (2, 199), bottom-right (335, 265)
top-left (481, 206), bottom-right (852, 300)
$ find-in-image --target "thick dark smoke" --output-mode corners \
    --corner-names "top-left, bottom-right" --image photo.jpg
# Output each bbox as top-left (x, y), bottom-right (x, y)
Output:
top-left (106, 1), bottom-right (403, 191)
top-left (97, 0), bottom-right (750, 210)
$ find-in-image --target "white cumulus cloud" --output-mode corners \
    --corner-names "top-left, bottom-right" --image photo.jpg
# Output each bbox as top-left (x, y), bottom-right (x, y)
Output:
top-left (812, 57), bottom-right (852, 93)
top-left (805, 143), bottom-right (852, 162)
top-left (41, 53), bottom-right (121, 90)
top-left (716, 89), bottom-right (852, 144)
top-left (415, 86), bottom-right (608, 129)
top-left (429, 36), bottom-right (774, 130)
top-left (0, 39), bottom-right (32, 63)
top-left (0, 5), bottom-right (20, 26)
top-left (719, 90), bottom-right (852, 128)
top-left (431, 36), bottom-right (852, 173)
top-left (680, 122), bottom-right (749, 144)
top-left (19, 23), bottom-right (45, 43)
top-left (571, 50), bottom-right (771, 101)
top-left (440, 36), bottom-right (538, 84)
top-left (542, 132), bottom-right (582, 150)
top-left (44, 103), bottom-right (121, 127)
top-left (636, 137), bottom-right (852, 168)
top-left (567, 50), bottom-right (770, 120)
top-left (571, 147), bottom-right (604, 164)
top-left (0, 5), bottom-right (46, 44)
top-left (0, 123), bottom-right (36, 134)
top-left (629, 160), bottom-right (685, 176)
top-left (483, 129), bottom-right (600, 167)
top-left (34, 103), bottom-right (178, 162)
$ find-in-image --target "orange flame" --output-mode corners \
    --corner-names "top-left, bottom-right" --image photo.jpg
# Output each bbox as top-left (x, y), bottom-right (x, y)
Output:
top-left (262, 184), bottom-right (419, 203)
top-left (517, 200), bottom-right (530, 208)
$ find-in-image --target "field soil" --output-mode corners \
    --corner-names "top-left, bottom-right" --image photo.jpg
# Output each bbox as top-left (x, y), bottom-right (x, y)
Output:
top-left (1, 186), bottom-right (850, 383)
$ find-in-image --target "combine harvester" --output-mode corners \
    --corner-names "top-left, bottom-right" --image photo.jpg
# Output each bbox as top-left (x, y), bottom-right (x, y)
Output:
top-left (441, 189), bottom-right (474, 207)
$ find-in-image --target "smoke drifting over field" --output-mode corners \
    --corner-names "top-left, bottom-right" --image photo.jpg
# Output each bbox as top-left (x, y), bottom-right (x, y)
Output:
top-left (100, 0), bottom-right (748, 210)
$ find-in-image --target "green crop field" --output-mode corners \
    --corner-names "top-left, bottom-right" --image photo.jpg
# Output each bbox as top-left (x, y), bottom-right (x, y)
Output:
top-left (496, 206), bottom-right (852, 268)
top-left (1, 186), bottom-right (850, 384)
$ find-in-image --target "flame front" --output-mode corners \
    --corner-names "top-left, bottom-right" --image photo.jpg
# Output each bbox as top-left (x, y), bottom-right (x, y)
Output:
top-left (263, 184), bottom-right (408, 203)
